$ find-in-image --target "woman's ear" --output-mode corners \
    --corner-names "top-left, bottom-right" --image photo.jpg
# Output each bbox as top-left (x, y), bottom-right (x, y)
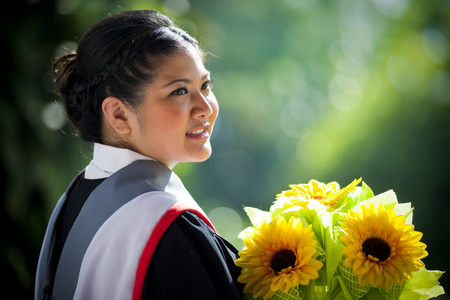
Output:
top-left (101, 97), bottom-right (132, 135)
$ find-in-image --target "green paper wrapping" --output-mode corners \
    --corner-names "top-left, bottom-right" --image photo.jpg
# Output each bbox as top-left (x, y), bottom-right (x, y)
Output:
top-left (243, 285), bottom-right (306, 300)
top-left (338, 259), bottom-right (371, 299)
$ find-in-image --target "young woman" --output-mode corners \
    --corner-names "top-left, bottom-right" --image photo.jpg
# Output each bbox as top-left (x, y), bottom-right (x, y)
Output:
top-left (35, 10), bottom-right (243, 300)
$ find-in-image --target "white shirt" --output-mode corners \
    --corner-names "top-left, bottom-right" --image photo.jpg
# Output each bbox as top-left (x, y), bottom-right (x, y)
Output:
top-left (85, 143), bottom-right (155, 180)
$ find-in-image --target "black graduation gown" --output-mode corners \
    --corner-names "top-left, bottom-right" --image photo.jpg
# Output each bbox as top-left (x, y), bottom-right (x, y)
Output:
top-left (53, 176), bottom-right (244, 299)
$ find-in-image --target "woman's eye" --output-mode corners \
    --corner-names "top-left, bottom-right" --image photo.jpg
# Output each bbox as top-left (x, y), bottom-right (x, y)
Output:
top-left (171, 87), bottom-right (188, 96)
top-left (202, 80), bottom-right (214, 90)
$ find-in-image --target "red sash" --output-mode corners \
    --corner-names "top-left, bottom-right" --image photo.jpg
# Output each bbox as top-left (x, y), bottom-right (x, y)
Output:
top-left (133, 201), bottom-right (216, 300)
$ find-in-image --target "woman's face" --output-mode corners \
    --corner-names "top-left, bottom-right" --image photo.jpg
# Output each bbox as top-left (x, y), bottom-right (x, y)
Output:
top-left (127, 45), bottom-right (218, 169)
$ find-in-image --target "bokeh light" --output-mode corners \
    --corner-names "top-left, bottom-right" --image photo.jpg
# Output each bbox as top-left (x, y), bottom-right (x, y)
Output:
top-left (2, 0), bottom-right (449, 297)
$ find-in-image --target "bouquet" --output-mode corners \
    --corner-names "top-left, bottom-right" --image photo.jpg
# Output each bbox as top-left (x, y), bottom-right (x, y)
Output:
top-left (236, 179), bottom-right (445, 300)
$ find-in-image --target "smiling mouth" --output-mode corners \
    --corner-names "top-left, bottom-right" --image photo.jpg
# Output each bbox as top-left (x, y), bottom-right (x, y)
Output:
top-left (186, 129), bottom-right (205, 135)
top-left (186, 128), bottom-right (211, 139)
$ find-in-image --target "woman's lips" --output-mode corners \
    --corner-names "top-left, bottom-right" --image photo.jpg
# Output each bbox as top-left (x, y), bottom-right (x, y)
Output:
top-left (186, 122), bottom-right (210, 137)
top-left (187, 129), bottom-right (205, 135)
top-left (186, 126), bottom-right (210, 139)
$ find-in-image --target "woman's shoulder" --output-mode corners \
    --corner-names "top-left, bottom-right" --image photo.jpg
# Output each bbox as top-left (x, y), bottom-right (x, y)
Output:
top-left (144, 210), bottom-right (244, 299)
top-left (73, 191), bottom-right (187, 299)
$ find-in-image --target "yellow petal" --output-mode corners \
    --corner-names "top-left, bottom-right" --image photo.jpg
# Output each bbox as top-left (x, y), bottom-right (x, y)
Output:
top-left (340, 203), bottom-right (428, 292)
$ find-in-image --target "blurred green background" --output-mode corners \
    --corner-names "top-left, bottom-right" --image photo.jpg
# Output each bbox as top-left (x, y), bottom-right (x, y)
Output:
top-left (1, 0), bottom-right (449, 298)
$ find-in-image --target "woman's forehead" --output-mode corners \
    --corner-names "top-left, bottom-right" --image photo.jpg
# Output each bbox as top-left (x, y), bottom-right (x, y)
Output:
top-left (154, 46), bottom-right (209, 82)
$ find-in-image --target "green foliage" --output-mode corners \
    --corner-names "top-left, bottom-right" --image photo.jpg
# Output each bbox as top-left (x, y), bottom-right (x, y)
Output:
top-left (1, 0), bottom-right (448, 297)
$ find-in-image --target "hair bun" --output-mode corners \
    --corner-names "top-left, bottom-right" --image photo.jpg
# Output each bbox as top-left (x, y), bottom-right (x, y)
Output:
top-left (53, 53), bottom-right (76, 83)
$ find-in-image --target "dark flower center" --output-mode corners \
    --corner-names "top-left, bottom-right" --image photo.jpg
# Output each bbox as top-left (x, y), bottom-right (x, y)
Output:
top-left (362, 237), bottom-right (391, 262)
top-left (271, 249), bottom-right (296, 273)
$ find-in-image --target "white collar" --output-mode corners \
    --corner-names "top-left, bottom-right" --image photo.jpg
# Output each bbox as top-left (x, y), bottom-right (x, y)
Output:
top-left (84, 143), bottom-right (154, 179)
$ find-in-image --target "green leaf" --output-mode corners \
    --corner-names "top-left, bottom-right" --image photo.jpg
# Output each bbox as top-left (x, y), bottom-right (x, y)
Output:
top-left (326, 275), bottom-right (357, 300)
top-left (237, 226), bottom-right (256, 240)
top-left (278, 206), bottom-right (304, 223)
top-left (323, 216), bottom-right (345, 286)
top-left (334, 188), bottom-right (360, 212)
top-left (399, 269), bottom-right (445, 300)
top-left (394, 202), bottom-right (413, 224)
top-left (359, 182), bottom-right (375, 202)
top-left (336, 182), bottom-right (374, 213)
top-left (353, 190), bottom-right (398, 212)
top-left (243, 206), bottom-right (273, 227)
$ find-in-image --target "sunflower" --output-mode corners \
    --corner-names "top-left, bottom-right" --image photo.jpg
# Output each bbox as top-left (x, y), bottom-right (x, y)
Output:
top-left (340, 204), bottom-right (428, 291)
top-left (236, 216), bottom-right (323, 299)
top-left (276, 178), bottom-right (361, 209)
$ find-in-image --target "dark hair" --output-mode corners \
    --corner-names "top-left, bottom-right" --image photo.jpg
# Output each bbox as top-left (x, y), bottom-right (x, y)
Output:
top-left (53, 10), bottom-right (203, 143)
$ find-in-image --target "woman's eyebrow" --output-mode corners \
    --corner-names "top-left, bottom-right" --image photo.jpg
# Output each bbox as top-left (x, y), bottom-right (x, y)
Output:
top-left (163, 72), bottom-right (211, 88)
top-left (163, 78), bottom-right (191, 88)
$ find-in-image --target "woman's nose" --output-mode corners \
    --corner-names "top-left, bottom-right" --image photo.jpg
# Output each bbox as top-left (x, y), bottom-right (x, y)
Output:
top-left (191, 91), bottom-right (216, 119)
